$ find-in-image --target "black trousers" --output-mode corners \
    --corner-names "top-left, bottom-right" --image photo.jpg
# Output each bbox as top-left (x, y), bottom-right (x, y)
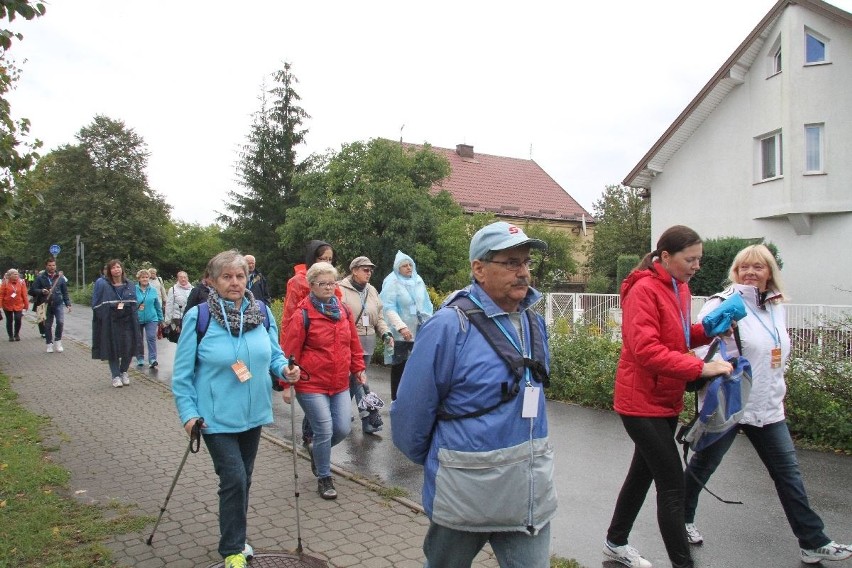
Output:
top-left (606, 415), bottom-right (693, 568)
top-left (4, 310), bottom-right (22, 338)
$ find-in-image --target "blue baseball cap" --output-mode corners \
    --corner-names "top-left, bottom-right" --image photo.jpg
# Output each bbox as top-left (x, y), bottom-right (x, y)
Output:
top-left (469, 222), bottom-right (547, 262)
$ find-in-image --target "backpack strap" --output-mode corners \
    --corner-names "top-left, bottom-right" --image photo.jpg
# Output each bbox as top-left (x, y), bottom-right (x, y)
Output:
top-left (437, 295), bottom-right (549, 421)
top-left (196, 300), bottom-right (269, 345)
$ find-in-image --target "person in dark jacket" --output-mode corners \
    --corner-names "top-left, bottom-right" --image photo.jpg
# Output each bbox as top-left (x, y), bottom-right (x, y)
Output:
top-left (32, 257), bottom-right (71, 353)
top-left (602, 226), bottom-right (733, 568)
top-left (185, 270), bottom-right (212, 316)
top-left (91, 259), bottom-right (141, 388)
top-left (244, 255), bottom-right (270, 305)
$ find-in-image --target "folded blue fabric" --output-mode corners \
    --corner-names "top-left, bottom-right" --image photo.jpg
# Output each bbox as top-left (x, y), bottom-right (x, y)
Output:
top-left (702, 293), bottom-right (747, 337)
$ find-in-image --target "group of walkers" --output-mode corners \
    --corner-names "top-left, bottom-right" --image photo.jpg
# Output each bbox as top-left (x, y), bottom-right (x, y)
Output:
top-left (9, 220), bottom-right (849, 568)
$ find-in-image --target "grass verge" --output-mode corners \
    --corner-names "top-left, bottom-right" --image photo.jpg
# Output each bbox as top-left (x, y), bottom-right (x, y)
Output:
top-left (0, 372), bottom-right (151, 567)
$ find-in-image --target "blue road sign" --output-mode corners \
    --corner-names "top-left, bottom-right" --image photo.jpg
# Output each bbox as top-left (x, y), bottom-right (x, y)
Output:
top-left (49, 244), bottom-right (61, 256)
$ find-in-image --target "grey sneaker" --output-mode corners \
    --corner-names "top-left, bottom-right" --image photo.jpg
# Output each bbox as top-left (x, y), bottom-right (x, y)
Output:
top-left (46, 343), bottom-right (54, 353)
top-left (801, 541), bottom-right (852, 564)
top-left (121, 372), bottom-right (130, 386)
top-left (685, 523), bottom-right (703, 545)
top-left (55, 340), bottom-right (64, 352)
top-left (318, 476), bottom-right (337, 500)
top-left (111, 377), bottom-right (123, 388)
top-left (603, 541), bottom-right (653, 568)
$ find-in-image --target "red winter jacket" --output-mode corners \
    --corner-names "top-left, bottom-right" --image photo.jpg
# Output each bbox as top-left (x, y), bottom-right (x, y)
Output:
top-left (0, 279), bottom-right (29, 312)
top-left (281, 296), bottom-right (365, 396)
top-left (613, 261), bottom-right (710, 417)
top-left (280, 264), bottom-right (343, 345)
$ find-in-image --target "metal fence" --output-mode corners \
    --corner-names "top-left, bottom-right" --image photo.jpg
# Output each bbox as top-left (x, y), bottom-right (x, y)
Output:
top-left (542, 293), bottom-right (852, 359)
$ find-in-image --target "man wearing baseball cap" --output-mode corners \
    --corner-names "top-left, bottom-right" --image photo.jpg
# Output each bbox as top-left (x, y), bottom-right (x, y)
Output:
top-left (338, 256), bottom-right (393, 435)
top-left (391, 221), bottom-right (556, 567)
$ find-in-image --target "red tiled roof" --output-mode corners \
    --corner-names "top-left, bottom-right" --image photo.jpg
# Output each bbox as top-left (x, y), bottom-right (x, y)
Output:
top-left (404, 142), bottom-right (593, 223)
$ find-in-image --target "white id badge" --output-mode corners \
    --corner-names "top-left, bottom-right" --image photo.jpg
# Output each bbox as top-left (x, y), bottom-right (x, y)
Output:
top-left (361, 314), bottom-right (370, 327)
top-left (522, 386), bottom-right (540, 418)
top-left (10, 292), bottom-right (15, 298)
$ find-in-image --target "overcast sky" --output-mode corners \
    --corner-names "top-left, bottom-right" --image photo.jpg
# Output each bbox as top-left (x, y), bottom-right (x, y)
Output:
top-left (8, 0), bottom-right (852, 225)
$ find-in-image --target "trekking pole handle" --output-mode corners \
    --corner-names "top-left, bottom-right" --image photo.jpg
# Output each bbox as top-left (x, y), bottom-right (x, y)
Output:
top-left (190, 417), bottom-right (204, 453)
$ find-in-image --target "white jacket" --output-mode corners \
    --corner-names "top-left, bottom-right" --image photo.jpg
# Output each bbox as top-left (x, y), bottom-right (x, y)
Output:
top-left (697, 283), bottom-right (790, 427)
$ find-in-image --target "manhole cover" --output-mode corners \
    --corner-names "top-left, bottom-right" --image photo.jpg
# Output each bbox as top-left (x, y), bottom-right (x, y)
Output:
top-left (204, 552), bottom-right (329, 568)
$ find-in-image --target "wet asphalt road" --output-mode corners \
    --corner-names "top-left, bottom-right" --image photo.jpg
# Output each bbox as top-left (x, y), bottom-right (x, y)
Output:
top-left (57, 305), bottom-right (851, 568)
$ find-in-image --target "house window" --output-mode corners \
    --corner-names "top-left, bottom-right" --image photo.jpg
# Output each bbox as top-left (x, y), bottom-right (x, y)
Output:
top-left (805, 123), bottom-right (824, 173)
top-left (767, 35), bottom-right (782, 76)
top-left (805, 28), bottom-right (829, 64)
top-left (758, 131), bottom-right (783, 180)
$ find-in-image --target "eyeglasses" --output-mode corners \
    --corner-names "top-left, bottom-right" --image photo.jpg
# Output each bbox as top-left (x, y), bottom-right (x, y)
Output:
top-left (483, 258), bottom-right (535, 272)
top-left (312, 281), bottom-right (336, 288)
top-left (358, 267), bottom-right (374, 272)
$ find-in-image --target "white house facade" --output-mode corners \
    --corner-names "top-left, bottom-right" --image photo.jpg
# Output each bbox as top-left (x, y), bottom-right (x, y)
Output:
top-left (624, 0), bottom-right (852, 305)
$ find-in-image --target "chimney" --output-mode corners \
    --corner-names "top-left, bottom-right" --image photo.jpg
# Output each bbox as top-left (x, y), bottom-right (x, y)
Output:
top-left (456, 144), bottom-right (474, 158)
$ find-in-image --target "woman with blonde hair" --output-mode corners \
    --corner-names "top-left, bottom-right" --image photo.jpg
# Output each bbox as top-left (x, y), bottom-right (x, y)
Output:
top-left (0, 269), bottom-right (29, 341)
top-left (135, 268), bottom-right (164, 368)
top-left (683, 244), bottom-right (851, 564)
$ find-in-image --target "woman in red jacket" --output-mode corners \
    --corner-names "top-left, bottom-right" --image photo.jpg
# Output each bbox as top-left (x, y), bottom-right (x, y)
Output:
top-left (602, 226), bottom-right (733, 568)
top-left (1, 269), bottom-right (30, 341)
top-left (281, 262), bottom-right (366, 501)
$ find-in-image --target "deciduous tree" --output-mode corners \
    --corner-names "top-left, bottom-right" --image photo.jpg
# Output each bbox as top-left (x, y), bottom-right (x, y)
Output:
top-left (585, 184), bottom-right (651, 292)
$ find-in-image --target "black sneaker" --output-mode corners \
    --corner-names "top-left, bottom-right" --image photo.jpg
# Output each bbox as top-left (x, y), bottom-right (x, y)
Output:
top-left (318, 476), bottom-right (337, 500)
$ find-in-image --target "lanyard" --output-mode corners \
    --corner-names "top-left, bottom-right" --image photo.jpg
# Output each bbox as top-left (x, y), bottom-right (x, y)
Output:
top-left (671, 277), bottom-right (691, 350)
top-left (744, 301), bottom-right (780, 347)
top-left (218, 298), bottom-right (246, 360)
top-left (468, 295), bottom-right (532, 386)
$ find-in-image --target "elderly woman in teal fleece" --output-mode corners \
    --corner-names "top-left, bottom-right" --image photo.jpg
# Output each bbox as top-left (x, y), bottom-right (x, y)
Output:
top-left (379, 250), bottom-right (433, 400)
top-left (172, 250), bottom-right (299, 568)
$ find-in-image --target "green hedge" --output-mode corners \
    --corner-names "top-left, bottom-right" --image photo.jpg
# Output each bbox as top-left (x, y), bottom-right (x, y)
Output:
top-left (546, 322), bottom-right (851, 453)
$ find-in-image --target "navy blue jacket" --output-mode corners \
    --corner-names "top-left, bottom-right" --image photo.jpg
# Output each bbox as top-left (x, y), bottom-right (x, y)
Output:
top-left (32, 270), bottom-right (71, 309)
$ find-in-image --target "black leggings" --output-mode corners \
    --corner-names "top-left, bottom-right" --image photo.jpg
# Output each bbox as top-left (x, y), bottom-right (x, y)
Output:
top-left (4, 310), bottom-right (22, 338)
top-left (606, 415), bottom-right (693, 568)
top-left (390, 361), bottom-right (408, 401)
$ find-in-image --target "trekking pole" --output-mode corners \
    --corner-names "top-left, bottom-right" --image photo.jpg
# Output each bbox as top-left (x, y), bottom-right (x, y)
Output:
top-left (286, 355), bottom-right (305, 555)
top-left (146, 417), bottom-right (204, 545)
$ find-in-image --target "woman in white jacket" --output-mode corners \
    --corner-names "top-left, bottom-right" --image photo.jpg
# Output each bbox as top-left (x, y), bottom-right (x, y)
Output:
top-left (683, 244), bottom-right (851, 565)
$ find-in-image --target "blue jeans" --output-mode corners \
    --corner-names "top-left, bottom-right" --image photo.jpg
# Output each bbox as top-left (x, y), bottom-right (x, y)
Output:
top-left (295, 389), bottom-right (351, 478)
top-left (203, 427), bottom-right (262, 557)
top-left (136, 321), bottom-right (158, 362)
top-left (44, 304), bottom-right (65, 344)
top-left (108, 357), bottom-right (131, 378)
top-left (684, 419), bottom-right (829, 549)
top-left (423, 521), bottom-right (551, 568)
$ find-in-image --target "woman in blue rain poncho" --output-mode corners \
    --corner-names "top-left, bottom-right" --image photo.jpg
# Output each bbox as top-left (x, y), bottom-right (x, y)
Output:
top-left (379, 251), bottom-right (433, 400)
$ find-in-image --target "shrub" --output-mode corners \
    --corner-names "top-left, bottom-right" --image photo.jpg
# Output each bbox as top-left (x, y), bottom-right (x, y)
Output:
top-left (70, 283), bottom-right (94, 306)
top-left (783, 316), bottom-right (852, 452)
top-left (548, 323), bottom-right (620, 409)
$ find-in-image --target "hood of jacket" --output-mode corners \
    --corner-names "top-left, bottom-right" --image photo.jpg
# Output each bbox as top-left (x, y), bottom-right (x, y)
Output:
top-left (305, 240), bottom-right (333, 268)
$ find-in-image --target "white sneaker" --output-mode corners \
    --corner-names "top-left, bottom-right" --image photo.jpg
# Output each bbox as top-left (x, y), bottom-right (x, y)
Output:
top-left (685, 523), bottom-right (703, 545)
top-left (603, 540), bottom-right (653, 568)
top-left (121, 372), bottom-right (130, 386)
top-left (801, 541), bottom-right (852, 564)
top-left (242, 543), bottom-right (254, 559)
top-left (55, 340), bottom-right (64, 352)
top-left (46, 343), bottom-right (54, 353)
top-left (112, 377), bottom-right (123, 388)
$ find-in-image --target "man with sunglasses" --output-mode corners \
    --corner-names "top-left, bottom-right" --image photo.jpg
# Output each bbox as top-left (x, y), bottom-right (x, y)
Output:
top-left (392, 221), bottom-right (557, 568)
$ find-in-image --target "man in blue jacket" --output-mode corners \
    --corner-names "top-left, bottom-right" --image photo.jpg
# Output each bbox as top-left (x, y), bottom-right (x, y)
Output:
top-left (391, 221), bottom-right (557, 568)
top-left (32, 257), bottom-right (71, 353)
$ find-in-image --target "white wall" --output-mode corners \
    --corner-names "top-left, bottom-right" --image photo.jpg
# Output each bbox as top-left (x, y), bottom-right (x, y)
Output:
top-left (650, 5), bottom-right (852, 305)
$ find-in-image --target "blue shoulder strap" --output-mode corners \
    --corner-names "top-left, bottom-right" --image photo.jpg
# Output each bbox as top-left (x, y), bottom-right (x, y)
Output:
top-left (437, 296), bottom-right (549, 421)
top-left (196, 300), bottom-right (269, 345)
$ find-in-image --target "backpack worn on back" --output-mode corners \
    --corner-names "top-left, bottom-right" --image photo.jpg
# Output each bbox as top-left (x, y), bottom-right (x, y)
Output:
top-left (436, 295), bottom-right (550, 421)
